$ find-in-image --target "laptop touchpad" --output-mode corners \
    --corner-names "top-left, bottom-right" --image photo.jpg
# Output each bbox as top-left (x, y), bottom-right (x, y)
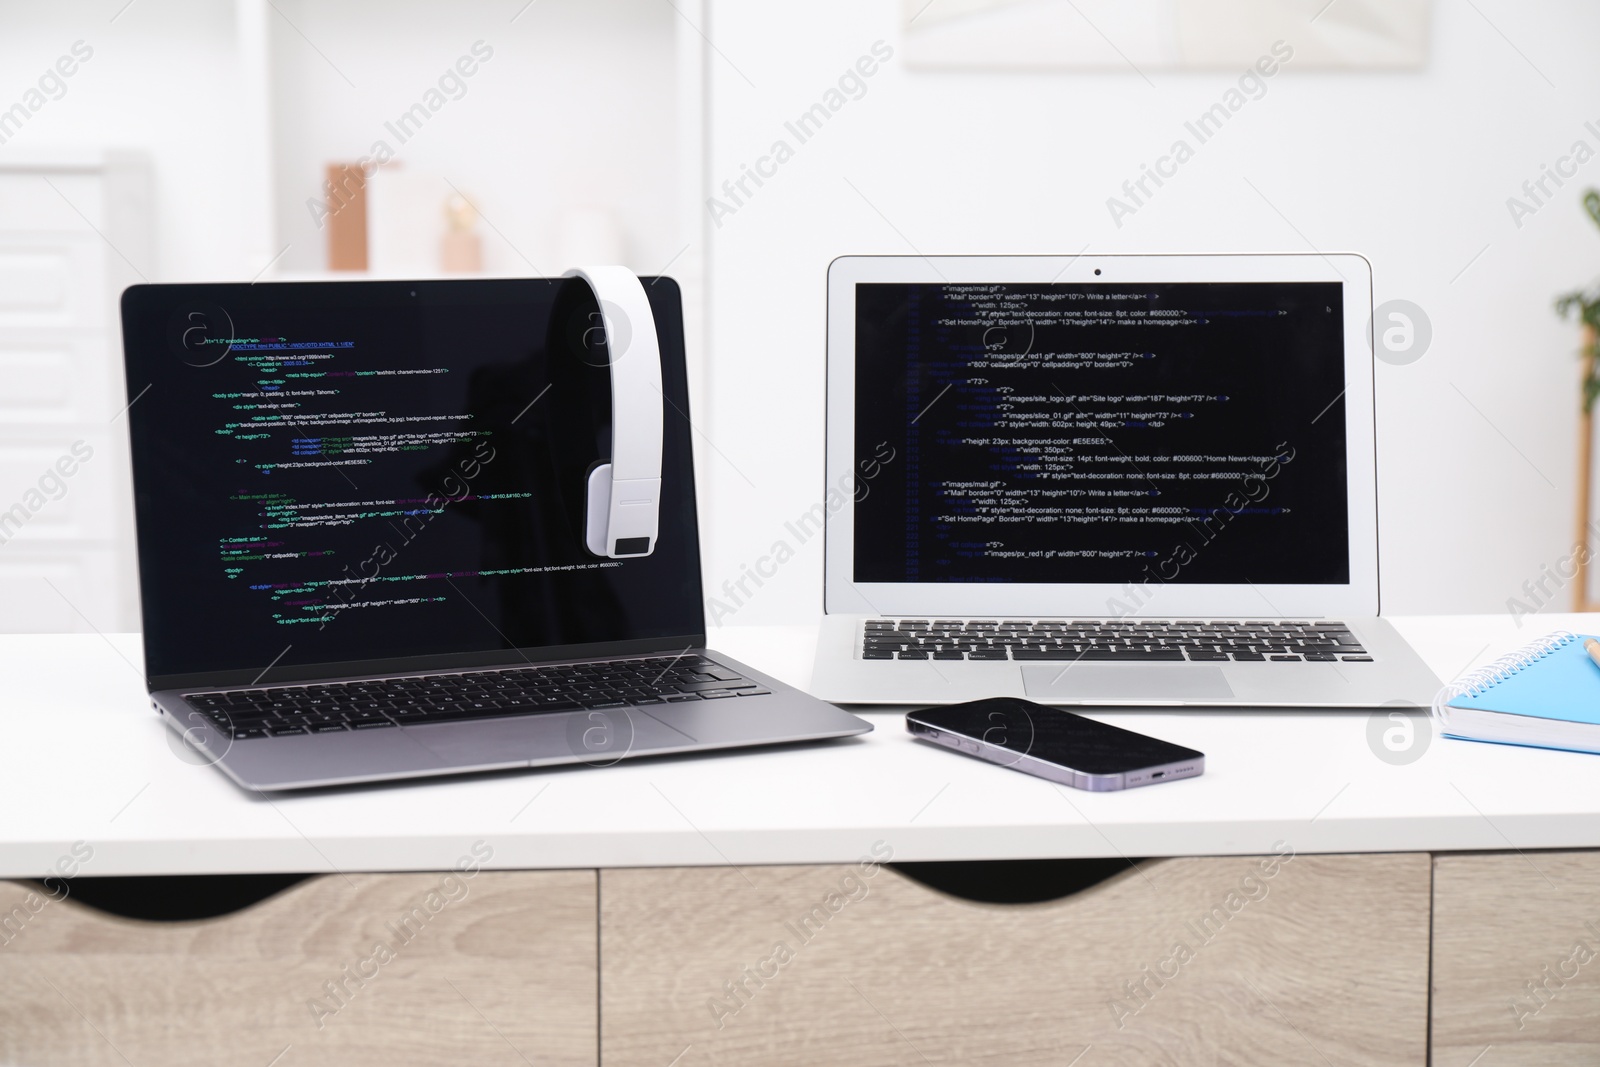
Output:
top-left (1021, 665), bottom-right (1234, 702)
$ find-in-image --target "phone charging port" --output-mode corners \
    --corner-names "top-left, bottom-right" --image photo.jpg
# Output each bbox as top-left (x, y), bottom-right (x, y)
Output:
top-left (1151, 771), bottom-right (1165, 778)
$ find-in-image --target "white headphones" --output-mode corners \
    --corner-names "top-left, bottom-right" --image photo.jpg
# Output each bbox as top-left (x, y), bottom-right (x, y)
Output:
top-left (564, 267), bottom-right (663, 558)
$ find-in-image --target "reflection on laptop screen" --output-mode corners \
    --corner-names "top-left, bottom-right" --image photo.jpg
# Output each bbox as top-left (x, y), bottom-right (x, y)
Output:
top-left (122, 280), bottom-right (701, 682)
top-left (853, 281), bottom-right (1350, 587)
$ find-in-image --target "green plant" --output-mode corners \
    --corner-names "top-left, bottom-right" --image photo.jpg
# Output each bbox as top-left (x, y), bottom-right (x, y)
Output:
top-left (1556, 190), bottom-right (1600, 414)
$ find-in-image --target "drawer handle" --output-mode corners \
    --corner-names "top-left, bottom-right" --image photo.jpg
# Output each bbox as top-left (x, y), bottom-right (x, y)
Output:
top-left (890, 858), bottom-right (1146, 905)
top-left (19, 873), bottom-right (310, 921)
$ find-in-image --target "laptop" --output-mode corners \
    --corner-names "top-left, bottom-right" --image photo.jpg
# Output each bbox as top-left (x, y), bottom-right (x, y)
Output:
top-left (120, 271), bottom-right (869, 791)
top-left (811, 254), bottom-right (1441, 708)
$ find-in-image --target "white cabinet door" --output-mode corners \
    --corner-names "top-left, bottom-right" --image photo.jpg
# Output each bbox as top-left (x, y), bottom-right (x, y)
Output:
top-left (0, 158), bottom-right (146, 633)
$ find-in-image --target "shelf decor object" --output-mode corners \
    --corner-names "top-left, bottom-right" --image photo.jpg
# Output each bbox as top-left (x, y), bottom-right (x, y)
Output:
top-left (1559, 191), bottom-right (1600, 611)
top-left (324, 162), bottom-right (369, 272)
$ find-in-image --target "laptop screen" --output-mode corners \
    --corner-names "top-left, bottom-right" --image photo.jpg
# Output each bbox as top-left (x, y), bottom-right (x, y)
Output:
top-left (121, 278), bottom-right (703, 687)
top-left (852, 280), bottom-right (1350, 588)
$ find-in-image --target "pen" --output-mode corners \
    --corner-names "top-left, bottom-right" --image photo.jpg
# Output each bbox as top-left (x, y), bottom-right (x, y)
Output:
top-left (1584, 638), bottom-right (1600, 671)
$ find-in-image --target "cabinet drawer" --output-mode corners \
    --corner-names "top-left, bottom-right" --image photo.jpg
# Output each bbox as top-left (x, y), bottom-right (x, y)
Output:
top-left (0, 234), bottom-right (108, 330)
top-left (601, 852), bottom-right (1429, 1066)
top-left (0, 172), bottom-right (110, 234)
top-left (1433, 850), bottom-right (1600, 1066)
top-left (0, 432), bottom-right (123, 544)
top-left (0, 330), bottom-right (117, 423)
top-left (0, 870), bottom-right (597, 1066)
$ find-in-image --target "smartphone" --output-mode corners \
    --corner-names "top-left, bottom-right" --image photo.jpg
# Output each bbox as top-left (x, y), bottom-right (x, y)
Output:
top-left (906, 697), bottom-right (1204, 791)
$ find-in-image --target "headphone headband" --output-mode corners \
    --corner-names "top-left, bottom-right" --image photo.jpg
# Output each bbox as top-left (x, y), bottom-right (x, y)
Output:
top-left (565, 267), bottom-right (664, 558)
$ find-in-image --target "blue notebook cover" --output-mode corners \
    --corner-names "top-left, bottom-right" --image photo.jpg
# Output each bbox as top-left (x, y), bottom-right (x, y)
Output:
top-left (1444, 632), bottom-right (1600, 726)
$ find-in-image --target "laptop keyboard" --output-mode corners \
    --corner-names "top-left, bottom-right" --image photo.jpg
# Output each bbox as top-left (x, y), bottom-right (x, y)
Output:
top-left (180, 656), bottom-right (770, 740)
top-left (862, 619), bottom-right (1370, 663)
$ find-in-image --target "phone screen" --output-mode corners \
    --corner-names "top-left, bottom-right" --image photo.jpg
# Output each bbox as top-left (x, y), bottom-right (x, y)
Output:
top-left (911, 698), bottom-right (1202, 775)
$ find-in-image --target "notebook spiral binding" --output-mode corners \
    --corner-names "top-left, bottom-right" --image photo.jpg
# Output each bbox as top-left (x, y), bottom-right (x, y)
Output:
top-left (1431, 630), bottom-right (1576, 723)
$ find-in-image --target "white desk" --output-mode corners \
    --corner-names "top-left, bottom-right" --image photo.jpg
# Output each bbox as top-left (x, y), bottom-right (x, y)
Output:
top-left (1, 614), bottom-right (1595, 878)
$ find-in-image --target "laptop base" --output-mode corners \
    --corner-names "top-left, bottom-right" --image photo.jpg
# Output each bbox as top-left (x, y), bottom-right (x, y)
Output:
top-left (160, 650), bottom-right (870, 792)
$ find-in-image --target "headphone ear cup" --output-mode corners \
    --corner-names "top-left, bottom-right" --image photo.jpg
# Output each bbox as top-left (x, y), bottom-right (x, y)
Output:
top-left (583, 463), bottom-right (612, 557)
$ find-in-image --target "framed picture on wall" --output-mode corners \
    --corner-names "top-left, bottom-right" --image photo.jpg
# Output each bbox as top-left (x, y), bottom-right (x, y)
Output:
top-left (901, 0), bottom-right (1431, 71)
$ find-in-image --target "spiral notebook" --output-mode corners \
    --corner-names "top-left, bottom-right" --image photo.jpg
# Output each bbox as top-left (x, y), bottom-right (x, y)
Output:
top-left (1432, 631), bottom-right (1600, 755)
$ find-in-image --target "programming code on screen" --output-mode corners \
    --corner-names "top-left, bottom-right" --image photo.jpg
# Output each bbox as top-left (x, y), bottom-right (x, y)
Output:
top-left (852, 281), bottom-right (1351, 587)
top-left (216, 335), bottom-right (559, 627)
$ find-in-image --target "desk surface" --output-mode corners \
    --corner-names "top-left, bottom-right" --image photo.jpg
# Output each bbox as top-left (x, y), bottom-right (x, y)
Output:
top-left (2, 615), bottom-right (1597, 877)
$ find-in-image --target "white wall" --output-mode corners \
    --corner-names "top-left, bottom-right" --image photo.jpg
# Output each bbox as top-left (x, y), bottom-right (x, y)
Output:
top-left (0, 0), bottom-right (258, 283)
top-left (698, 0), bottom-right (1600, 627)
top-left (266, 0), bottom-right (684, 278)
top-left (0, 0), bottom-right (689, 282)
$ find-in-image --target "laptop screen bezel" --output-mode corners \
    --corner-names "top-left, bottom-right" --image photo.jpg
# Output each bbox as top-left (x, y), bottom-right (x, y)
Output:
top-left (121, 276), bottom-right (707, 693)
top-left (823, 253), bottom-right (1380, 619)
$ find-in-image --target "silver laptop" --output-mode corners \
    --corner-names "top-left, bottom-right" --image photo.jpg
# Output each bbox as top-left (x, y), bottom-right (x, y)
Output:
top-left (121, 272), bottom-right (868, 791)
top-left (811, 253), bottom-right (1440, 708)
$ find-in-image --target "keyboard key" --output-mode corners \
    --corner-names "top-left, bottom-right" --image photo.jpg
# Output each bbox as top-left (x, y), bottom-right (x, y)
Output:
top-left (678, 680), bottom-right (756, 692)
top-left (968, 649), bottom-right (1009, 660)
top-left (407, 707), bottom-right (485, 723)
top-left (1229, 652), bottom-right (1266, 661)
top-left (1012, 648), bottom-right (1184, 662)
top-left (1186, 651), bottom-right (1230, 662)
top-left (1340, 656), bottom-right (1374, 662)
top-left (1269, 655), bottom-right (1302, 662)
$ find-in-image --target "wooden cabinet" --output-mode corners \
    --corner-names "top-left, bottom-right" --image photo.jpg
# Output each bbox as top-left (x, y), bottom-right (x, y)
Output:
top-left (19, 847), bottom-right (1600, 1064)
top-left (0, 870), bottom-right (597, 1066)
top-left (1432, 851), bottom-right (1600, 1067)
top-left (601, 852), bottom-right (1431, 1066)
